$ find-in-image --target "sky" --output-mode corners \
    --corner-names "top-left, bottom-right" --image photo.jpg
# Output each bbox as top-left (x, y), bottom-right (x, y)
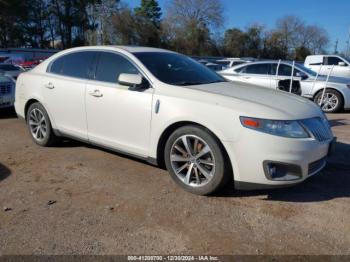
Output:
top-left (126, 0), bottom-right (350, 53)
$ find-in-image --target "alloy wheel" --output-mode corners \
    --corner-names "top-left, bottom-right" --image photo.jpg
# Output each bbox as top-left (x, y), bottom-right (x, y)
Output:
top-left (170, 135), bottom-right (215, 187)
top-left (317, 92), bottom-right (339, 112)
top-left (28, 108), bottom-right (47, 141)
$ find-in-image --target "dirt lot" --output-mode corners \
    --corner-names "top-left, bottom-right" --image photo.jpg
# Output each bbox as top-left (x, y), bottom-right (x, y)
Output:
top-left (0, 108), bottom-right (349, 255)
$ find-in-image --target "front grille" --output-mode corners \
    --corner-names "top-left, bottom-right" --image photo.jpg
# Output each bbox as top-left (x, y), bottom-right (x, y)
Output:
top-left (301, 117), bottom-right (332, 142)
top-left (308, 157), bottom-right (327, 175)
top-left (0, 83), bottom-right (12, 95)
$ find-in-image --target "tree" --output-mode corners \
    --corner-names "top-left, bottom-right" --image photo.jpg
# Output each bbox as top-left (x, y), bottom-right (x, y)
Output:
top-left (163, 0), bottom-right (223, 55)
top-left (134, 0), bottom-right (162, 28)
top-left (222, 28), bottom-right (246, 57)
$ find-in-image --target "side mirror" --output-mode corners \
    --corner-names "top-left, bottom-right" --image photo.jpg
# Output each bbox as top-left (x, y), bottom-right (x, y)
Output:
top-left (338, 62), bottom-right (346, 66)
top-left (295, 72), bottom-right (308, 80)
top-left (118, 73), bottom-right (150, 91)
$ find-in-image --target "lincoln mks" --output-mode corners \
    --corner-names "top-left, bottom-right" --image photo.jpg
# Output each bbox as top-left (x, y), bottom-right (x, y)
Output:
top-left (15, 46), bottom-right (334, 195)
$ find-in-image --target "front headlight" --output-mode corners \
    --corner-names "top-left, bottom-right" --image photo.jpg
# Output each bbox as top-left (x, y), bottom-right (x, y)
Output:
top-left (240, 116), bottom-right (310, 138)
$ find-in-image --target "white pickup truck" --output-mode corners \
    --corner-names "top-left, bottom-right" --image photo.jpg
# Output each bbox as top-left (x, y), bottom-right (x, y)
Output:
top-left (304, 55), bottom-right (350, 79)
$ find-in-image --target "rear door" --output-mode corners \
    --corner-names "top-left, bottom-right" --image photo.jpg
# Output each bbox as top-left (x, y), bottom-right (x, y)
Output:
top-left (44, 51), bottom-right (96, 139)
top-left (236, 63), bottom-right (272, 88)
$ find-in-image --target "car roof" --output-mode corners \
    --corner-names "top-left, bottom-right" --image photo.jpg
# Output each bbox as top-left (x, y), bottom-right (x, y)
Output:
top-left (64, 45), bottom-right (174, 54)
top-left (231, 60), bottom-right (300, 69)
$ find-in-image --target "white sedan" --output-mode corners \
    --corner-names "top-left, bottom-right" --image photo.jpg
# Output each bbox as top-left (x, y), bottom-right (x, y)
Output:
top-left (219, 61), bottom-right (350, 113)
top-left (15, 46), bottom-right (334, 195)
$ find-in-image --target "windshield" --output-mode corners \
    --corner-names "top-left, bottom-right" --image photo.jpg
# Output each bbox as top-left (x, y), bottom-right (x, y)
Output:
top-left (0, 64), bottom-right (19, 71)
top-left (295, 63), bottom-right (317, 77)
top-left (133, 52), bottom-right (225, 86)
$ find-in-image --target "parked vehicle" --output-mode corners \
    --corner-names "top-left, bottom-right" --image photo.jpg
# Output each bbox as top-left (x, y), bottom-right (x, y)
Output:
top-left (0, 63), bottom-right (24, 81)
top-left (219, 61), bottom-right (350, 113)
top-left (15, 46), bottom-right (334, 195)
top-left (0, 75), bottom-right (15, 109)
top-left (216, 57), bottom-right (256, 70)
top-left (18, 57), bottom-right (47, 70)
top-left (305, 55), bottom-right (350, 79)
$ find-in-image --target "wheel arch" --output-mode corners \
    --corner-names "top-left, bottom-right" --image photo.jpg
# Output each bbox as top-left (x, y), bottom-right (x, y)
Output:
top-left (155, 121), bottom-right (233, 179)
top-left (24, 98), bottom-right (40, 120)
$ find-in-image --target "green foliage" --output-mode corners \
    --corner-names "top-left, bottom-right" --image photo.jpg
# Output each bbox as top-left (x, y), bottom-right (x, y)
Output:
top-left (0, 0), bottom-right (329, 61)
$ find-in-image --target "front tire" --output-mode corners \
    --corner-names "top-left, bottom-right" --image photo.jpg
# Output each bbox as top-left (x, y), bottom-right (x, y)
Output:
top-left (26, 102), bottom-right (58, 146)
top-left (164, 125), bottom-right (230, 195)
top-left (314, 89), bottom-right (343, 113)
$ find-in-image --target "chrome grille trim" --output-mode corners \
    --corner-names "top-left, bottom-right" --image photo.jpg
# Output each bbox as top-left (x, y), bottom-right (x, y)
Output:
top-left (300, 117), bottom-right (332, 142)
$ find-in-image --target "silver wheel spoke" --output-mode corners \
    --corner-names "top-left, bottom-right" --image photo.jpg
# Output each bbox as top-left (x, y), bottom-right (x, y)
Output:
top-left (174, 145), bottom-right (187, 156)
top-left (194, 167), bottom-right (200, 184)
top-left (198, 159), bottom-right (214, 166)
top-left (29, 120), bottom-right (38, 126)
top-left (195, 145), bottom-right (210, 159)
top-left (185, 163), bottom-right (194, 184)
top-left (197, 163), bottom-right (212, 179)
top-left (171, 154), bottom-right (189, 162)
top-left (181, 136), bottom-right (192, 156)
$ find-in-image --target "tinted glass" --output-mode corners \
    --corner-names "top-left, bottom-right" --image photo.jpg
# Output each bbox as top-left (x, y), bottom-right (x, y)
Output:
top-left (242, 64), bottom-right (270, 75)
top-left (326, 56), bottom-right (344, 66)
top-left (0, 64), bottom-right (19, 71)
top-left (133, 52), bottom-right (225, 86)
top-left (95, 52), bottom-right (138, 83)
top-left (49, 51), bottom-right (96, 78)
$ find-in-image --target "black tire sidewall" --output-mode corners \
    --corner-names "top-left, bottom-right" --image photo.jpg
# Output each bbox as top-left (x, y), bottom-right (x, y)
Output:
top-left (26, 102), bottom-right (55, 146)
top-left (315, 89), bottom-right (343, 113)
top-left (164, 125), bottom-right (227, 195)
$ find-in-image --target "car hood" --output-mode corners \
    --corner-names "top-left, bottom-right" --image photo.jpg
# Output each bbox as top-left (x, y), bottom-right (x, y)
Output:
top-left (187, 81), bottom-right (323, 120)
top-left (310, 75), bottom-right (350, 85)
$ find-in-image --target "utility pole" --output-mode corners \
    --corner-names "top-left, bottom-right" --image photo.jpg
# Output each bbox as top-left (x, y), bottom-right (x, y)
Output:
top-left (346, 27), bottom-right (350, 58)
top-left (334, 39), bottom-right (338, 54)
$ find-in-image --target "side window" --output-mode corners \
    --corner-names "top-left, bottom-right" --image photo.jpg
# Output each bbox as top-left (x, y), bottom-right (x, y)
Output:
top-left (49, 51), bottom-right (96, 78)
top-left (325, 56), bottom-right (345, 66)
top-left (95, 52), bottom-right (139, 83)
top-left (244, 64), bottom-right (269, 75)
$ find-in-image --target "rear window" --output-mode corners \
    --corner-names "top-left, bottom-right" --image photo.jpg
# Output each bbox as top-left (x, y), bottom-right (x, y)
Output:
top-left (49, 51), bottom-right (96, 79)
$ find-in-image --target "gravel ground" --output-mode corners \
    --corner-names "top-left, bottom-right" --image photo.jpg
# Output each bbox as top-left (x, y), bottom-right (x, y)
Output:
top-left (0, 108), bottom-right (349, 255)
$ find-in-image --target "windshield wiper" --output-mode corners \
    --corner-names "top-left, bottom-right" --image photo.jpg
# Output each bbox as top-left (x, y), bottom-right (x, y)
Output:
top-left (173, 81), bottom-right (204, 86)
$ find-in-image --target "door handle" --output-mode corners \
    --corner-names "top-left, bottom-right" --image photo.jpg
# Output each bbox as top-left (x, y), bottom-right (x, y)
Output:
top-left (243, 76), bottom-right (251, 79)
top-left (89, 89), bottom-right (103, 97)
top-left (45, 82), bottom-right (54, 89)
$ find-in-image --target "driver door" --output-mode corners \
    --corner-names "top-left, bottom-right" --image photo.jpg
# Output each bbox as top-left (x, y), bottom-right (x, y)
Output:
top-left (85, 51), bottom-right (154, 157)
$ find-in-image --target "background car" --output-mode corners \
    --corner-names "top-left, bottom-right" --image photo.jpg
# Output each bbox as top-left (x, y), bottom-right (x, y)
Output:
top-left (0, 63), bottom-right (24, 81)
top-left (215, 57), bottom-right (256, 70)
top-left (305, 55), bottom-right (350, 79)
top-left (0, 75), bottom-right (15, 109)
top-left (219, 61), bottom-right (350, 113)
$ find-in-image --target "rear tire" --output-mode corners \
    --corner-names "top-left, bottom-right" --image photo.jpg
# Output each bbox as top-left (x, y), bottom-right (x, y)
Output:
top-left (314, 89), bottom-right (343, 113)
top-left (26, 102), bottom-right (58, 146)
top-left (164, 125), bottom-right (230, 195)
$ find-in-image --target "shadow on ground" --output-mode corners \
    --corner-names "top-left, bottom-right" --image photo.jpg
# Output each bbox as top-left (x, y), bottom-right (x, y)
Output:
top-left (218, 141), bottom-right (350, 203)
top-left (329, 118), bottom-right (348, 127)
top-left (0, 107), bottom-right (17, 119)
top-left (0, 163), bottom-right (11, 182)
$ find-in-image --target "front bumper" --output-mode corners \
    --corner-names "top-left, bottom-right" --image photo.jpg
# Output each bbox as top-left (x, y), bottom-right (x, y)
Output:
top-left (222, 129), bottom-right (334, 190)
